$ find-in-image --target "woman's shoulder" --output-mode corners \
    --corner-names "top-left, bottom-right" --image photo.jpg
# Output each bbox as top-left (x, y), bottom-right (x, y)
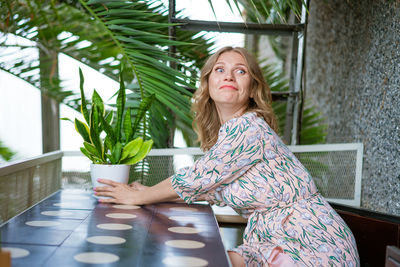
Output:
top-left (222, 112), bottom-right (259, 125)
top-left (219, 112), bottom-right (266, 136)
top-left (242, 112), bottom-right (272, 131)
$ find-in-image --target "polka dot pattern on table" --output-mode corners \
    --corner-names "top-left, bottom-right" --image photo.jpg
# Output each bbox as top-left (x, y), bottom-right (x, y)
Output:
top-left (168, 226), bottom-right (202, 234)
top-left (61, 195), bottom-right (90, 200)
top-left (1, 247), bottom-right (30, 258)
top-left (162, 256), bottom-right (208, 267)
top-left (105, 213), bottom-right (137, 219)
top-left (168, 216), bottom-right (199, 222)
top-left (165, 240), bottom-right (205, 249)
top-left (25, 221), bottom-right (61, 227)
top-left (53, 202), bottom-right (80, 208)
top-left (112, 204), bottom-right (140, 210)
top-left (170, 207), bottom-right (198, 212)
top-left (41, 210), bottom-right (74, 217)
top-left (86, 236), bottom-right (126, 245)
top-left (96, 223), bottom-right (132, 230)
top-left (74, 252), bottom-right (119, 264)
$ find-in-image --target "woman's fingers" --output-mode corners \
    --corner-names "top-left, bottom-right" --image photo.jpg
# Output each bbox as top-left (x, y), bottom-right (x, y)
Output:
top-left (94, 179), bottom-right (128, 193)
top-left (98, 197), bottom-right (116, 204)
top-left (94, 185), bottom-right (113, 192)
top-left (98, 197), bottom-right (132, 205)
top-left (94, 183), bottom-right (140, 205)
top-left (97, 179), bottom-right (120, 186)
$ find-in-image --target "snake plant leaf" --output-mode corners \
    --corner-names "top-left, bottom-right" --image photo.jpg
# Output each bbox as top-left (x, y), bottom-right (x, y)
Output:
top-left (61, 118), bottom-right (73, 123)
top-left (123, 107), bottom-right (132, 142)
top-left (105, 110), bottom-right (113, 125)
top-left (90, 105), bottom-right (103, 159)
top-left (80, 147), bottom-right (97, 163)
top-left (106, 152), bottom-right (116, 165)
top-left (74, 119), bottom-right (91, 143)
top-left (104, 135), bottom-right (113, 155)
top-left (101, 113), bottom-right (116, 146)
top-left (92, 89), bottom-right (104, 117)
top-left (83, 141), bottom-right (101, 159)
top-left (120, 137), bottom-right (143, 162)
top-left (92, 90), bottom-right (105, 132)
top-left (115, 69), bottom-right (126, 142)
top-left (103, 136), bottom-right (108, 161)
top-left (121, 139), bottom-right (153, 165)
top-left (111, 142), bottom-right (123, 164)
top-left (79, 68), bottom-right (90, 125)
top-left (131, 94), bottom-right (155, 140)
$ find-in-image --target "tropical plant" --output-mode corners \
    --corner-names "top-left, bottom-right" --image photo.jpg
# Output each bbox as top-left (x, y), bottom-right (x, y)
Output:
top-left (66, 67), bottom-right (154, 165)
top-left (0, 0), bottom-right (214, 149)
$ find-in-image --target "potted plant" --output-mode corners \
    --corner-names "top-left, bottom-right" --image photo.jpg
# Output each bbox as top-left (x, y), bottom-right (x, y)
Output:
top-left (67, 67), bottom-right (154, 189)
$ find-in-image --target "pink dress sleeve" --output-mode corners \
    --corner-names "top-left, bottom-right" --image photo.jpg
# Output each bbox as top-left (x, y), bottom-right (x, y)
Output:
top-left (171, 116), bottom-right (264, 204)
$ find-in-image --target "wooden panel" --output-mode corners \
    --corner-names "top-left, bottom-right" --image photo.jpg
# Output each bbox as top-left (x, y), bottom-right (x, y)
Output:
top-left (386, 246), bottom-right (400, 267)
top-left (332, 203), bottom-right (400, 267)
top-left (0, 250), bottom-right (11, 267)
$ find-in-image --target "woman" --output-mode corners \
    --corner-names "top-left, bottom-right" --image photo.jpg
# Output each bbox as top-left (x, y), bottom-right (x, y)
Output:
top-left (95, 47), bottom-right (360, 267)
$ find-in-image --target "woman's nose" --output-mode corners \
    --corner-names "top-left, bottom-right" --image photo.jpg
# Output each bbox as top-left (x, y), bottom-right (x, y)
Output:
top-left (224, 70), bottom-right (234, 81)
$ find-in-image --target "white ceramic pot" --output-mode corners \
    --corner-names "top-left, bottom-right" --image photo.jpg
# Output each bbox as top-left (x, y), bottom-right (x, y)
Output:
top-left (90, 164), bottom-right (130, 190)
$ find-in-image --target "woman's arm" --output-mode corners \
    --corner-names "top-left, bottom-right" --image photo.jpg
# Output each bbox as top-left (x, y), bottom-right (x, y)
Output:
top-left (129, 181), bottom-right (186, 203)
top-left (172, 116), bottom-right (264, 204)
top-left (94, 177), bottom-right (179, 205)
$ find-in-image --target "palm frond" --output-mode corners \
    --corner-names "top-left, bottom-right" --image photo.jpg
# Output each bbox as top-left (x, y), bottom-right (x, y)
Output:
top-left (1, 1), bottom-right (215, 149)
top-left (299, 101), bottom-right (327, 144)
top-left (228, 0), bottom-right (304, 23)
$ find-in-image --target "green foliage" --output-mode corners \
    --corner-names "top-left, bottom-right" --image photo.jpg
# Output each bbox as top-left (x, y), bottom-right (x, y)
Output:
top-left (299, 101), bottom-right (327, 144)
top-left (221, 0), bottom-right (305, 23)
top-left (0, 0), bottom-right (215, 148)
top-left (68, 67), bottom-right (154, 164)
top-left (261, 60), bottom-right (327, 144)
top-left (0, 140), bottom-right (15, 162)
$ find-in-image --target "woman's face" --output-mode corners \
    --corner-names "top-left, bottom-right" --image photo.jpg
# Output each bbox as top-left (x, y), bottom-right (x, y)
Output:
top-left (208, 51), bottom-right (252, 112)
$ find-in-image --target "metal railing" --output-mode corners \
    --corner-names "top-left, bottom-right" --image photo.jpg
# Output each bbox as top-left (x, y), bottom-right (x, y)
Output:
top-left (0, 151), bottom-right (62, 223)
top-left (63, 143), bottom-right (364, 207)
top-left (0, 143), bottom-right (363, 223)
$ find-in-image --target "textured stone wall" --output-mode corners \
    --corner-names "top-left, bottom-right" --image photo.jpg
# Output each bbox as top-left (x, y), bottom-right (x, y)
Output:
top-left (306, 0), bottom-right (400, 215)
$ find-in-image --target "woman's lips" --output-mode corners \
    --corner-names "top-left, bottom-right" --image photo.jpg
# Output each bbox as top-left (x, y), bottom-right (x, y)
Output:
top-left (220, 85), bottom-right (238, 90)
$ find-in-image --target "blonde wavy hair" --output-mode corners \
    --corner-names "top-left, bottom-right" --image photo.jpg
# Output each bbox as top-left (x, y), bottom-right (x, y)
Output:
top-left (192, 46), bottom-right (278, 151)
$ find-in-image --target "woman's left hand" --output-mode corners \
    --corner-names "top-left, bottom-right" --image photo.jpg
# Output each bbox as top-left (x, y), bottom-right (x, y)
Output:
top-left (129, 181), bottom-right (148, 191)
top-left (94, 179), bottom-right (143, 205)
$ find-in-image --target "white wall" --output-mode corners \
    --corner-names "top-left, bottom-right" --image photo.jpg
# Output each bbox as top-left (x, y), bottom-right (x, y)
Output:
top-left (0, 71), bottom-right (42, 160)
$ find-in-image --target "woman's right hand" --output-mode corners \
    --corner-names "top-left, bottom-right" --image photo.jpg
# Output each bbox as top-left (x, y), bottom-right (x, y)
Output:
top-left (94, 179), bottom-right (144, 205)
top-left (95, 177), bottom-right (179, 205)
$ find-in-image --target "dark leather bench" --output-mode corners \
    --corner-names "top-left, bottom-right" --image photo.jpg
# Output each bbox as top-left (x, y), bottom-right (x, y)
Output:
top-left (331, 203), bottom-right (400, 267)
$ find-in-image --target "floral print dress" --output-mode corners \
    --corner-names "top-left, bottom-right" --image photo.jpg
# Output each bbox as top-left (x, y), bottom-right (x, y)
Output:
top-left (171, 112), bottom-right (360, 267)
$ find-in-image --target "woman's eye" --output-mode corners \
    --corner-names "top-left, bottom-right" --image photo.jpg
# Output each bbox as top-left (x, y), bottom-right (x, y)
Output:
top-left (215, 67), bottom-right (224, 73)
